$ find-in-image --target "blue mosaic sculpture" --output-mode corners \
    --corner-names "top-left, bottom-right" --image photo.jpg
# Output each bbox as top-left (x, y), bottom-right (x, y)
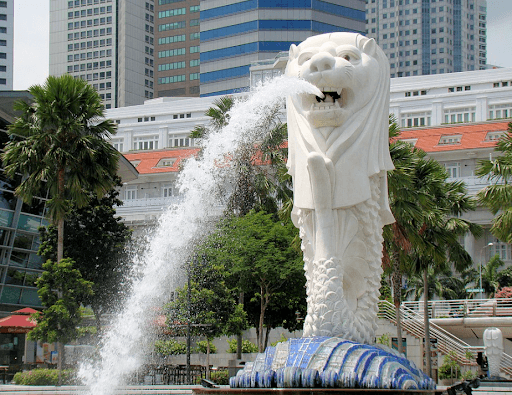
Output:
top-left (230, 337), bottom-right (436, 390)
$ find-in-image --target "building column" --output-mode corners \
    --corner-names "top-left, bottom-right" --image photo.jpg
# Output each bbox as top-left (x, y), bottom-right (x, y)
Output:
top-left (159, 127), bottom-right (168, 148)
top-left (124, 129), bottom-right (133, 151)
top-left (432, 100), bottom-right (443, 126)
top-left (475, 96), bottom-right (488, 122)
top-left (464, 233), bottom-right (476, 264)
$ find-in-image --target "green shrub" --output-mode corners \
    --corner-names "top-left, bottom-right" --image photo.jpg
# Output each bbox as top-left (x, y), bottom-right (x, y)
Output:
top-left (376, 333), bottom-right (391, 347)
top-left (195, 340), bottom-right (217, 354)
top-left (439, 351), bottom-right (461, 380)
top-left (154, 339), bottom-right (187, 356)
top-left (227, 338), bottom-right (258, 353)
top-left (462, 370), bottom-right (475, 380)
top-left (13, 369), bottom-right (76, 385)
top-left (210, 370), bottom-right (230, 385)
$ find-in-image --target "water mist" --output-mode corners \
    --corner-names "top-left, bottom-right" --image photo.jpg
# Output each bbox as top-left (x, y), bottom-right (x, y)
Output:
top-left (79, 76), bottom-right (322, 395)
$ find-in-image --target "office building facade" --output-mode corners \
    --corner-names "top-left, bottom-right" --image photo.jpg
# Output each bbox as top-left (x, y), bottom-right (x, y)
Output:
top-left (366, 0), bottom-right (487, 78)
top-left (155, 0), bottom-right (200, 98)
top-left (50, 0), bottom-right (155, 108)
top-left (0, 92), bottom-right (47, 314)
top-left (0, 1), bottom-right (13, 91)
top-left (199, 0), bottom-right (367, 97)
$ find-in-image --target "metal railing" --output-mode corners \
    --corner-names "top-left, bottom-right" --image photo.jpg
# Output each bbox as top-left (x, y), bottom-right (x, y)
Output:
top-left (401, 298), bottom-right (512, 319)
top-left (378, 300), bottom-right (512, 377)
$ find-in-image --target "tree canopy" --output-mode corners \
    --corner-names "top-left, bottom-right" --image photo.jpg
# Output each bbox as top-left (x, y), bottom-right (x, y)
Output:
top-left (29, 258), bottom-right (93, 345)
top-left (38, 179), bottom-right (131, 332)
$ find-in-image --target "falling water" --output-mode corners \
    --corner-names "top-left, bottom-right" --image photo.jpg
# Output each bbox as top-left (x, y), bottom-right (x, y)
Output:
top-left (79, 76), bottom-right (322, 395)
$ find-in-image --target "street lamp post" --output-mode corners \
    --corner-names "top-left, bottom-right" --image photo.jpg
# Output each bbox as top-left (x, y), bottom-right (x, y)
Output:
top-left (479, 242), bottom-right (494, 300)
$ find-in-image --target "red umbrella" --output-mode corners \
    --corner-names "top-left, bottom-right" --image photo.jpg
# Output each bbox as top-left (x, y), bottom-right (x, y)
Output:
top-left (0, 308), bottom-right (38, 334)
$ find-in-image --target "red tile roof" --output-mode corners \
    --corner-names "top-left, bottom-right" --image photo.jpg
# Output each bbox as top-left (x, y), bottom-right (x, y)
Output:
top-left (122, 122), bottom-right (512, 175)
top-left (397, 121), bottom-right (510, 152)
top-left (123, 148), bottom-right (200, 174)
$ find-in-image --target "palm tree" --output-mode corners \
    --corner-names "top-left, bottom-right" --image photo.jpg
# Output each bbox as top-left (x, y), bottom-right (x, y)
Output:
top-left (407, 157), bottom-right (481, 377)
top-left (477, 122), bottom-right (512, 243)
top-left (2, 74), bottom-right (118, 371)
top-left (480, 254), bottom-right (505, 297)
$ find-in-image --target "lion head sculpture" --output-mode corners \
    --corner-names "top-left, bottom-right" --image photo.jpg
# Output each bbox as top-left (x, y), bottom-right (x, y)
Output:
top-left (285, 32), bottom-right (393, 225)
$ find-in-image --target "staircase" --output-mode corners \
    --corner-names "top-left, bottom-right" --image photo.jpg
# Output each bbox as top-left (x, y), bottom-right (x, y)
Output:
top-left (377, 300), bottom-right (512, 378)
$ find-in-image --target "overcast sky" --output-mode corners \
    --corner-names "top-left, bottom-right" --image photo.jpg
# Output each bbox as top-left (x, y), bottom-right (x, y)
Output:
top-left (12, 0), bottom-right (512, 90)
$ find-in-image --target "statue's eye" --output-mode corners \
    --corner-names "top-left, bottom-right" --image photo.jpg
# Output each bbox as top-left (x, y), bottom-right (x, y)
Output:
top-left (343, 55), bottom-right (350, 61)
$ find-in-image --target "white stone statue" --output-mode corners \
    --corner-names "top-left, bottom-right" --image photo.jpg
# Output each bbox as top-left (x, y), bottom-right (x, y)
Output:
top-left (285, 32), bottom-right (394, 344)
top-left (483, 327), bottom-right (503, 378)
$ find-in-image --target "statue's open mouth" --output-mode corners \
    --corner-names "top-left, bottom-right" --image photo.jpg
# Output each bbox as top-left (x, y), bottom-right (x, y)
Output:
top-left (302, 88), bottom-right (345, 113)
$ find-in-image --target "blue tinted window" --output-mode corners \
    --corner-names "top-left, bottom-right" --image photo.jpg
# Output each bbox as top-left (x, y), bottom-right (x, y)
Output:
top-left (259, 20), bottom-right (311, 30)
top-left (201, 0), bottom-right (257, 20)
top-left (201, 21), bottom-right (258, 41)
top-left (201, 88), bottom-right (242, 97)
top-left (312, 0), bottom-right (365, 21)
top-left (258, 0), bottom-right (311, 7)
top-left (201, 43), bottom-right (258, 62)
top-left (200, 65), bottom-right (250, 83)
top-left (259, 41), bottom-right (298, 51)
top-left (312, 21), bottom-right (363, 34)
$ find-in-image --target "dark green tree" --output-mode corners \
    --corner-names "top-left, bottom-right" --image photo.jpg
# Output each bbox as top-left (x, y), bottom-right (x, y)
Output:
top-left (28, 258), bottom-right (93, 355)
top-left (38, 179), bottom-right (131, 333)
top-left (2, 74), bottom-right (118, 372)
top-left (196, 210), bottom-right (305, 352)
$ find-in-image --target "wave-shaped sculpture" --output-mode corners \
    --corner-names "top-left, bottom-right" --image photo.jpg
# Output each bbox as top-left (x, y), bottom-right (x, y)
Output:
top-left (230, 337), bottom-right (436, 390)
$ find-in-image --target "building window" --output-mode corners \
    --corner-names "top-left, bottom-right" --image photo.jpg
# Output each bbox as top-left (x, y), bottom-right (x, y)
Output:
top-left (133, 135), bottom-right (159, 150)
top-left (438, 135), bottom-right (462, 145)
top-left (162, 183), bottom-right (178, 197)
top-left (125, 187), bottom-right (137, 200)
top-left (400, 112), bottom-right (431, 128)
top-left (169, 134), bottom-right (190, 147)
top-left (444, 108), bottom-right (476, 124)
top-left (488, 104), bottom-right (512, 120)
top-left (444, 162), bottom-right (461, 178)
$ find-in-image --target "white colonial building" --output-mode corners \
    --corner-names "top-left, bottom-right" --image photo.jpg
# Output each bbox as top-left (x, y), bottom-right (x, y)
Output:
top-left (107, 67), bottom-right (512, 262)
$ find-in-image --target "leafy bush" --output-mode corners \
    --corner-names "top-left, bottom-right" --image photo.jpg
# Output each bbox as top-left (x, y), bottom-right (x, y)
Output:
top-left (376, 333), bottom-right (391, 347)
top-left (210, 370), bottom-right (230, 385)
top-left (195, 340), bottom-right (217, 354)
top-left (227, 338), bottom-right (258, 353)
top-left (154, 339), bottom-right (187, 356)
top-left (462, 370), bottom-right (475, 380)
top-left (13, 369), bottom-right (76, 385)
top-left (439, 351), bottom-right (461, 380)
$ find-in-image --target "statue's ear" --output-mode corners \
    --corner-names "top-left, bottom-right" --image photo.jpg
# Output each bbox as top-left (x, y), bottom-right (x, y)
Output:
top-left (289, 44), bottom-right (299, 60)
top-left (362, 38), bottom-right (376, 57)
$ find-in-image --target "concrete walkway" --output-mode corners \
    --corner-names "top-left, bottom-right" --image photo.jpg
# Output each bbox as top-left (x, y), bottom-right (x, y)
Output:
top-left (0, 384), bottom-right (200, 394)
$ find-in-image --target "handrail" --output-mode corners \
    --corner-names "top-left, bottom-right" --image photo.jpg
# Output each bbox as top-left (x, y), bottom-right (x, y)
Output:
top-left (378, 300), bottom-right (512, 377)
top-left (401, 298), bottom-right (512, 319)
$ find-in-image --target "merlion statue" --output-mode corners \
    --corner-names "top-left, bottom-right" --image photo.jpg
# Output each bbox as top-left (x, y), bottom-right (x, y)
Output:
top-left (229, 33), bottom-right (436, 390)
top-left (285, 32), bottom-right (394, 343)
top-left (484, 327), bottom-right (503, 378)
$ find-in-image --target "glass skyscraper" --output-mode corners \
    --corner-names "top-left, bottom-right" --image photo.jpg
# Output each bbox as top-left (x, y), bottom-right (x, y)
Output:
top-left (0, 92), bottom-right (48, 315)
top-left (199, 0), bottom-right (366, 97)
top-left (365, 0), bottom-right (487, 78)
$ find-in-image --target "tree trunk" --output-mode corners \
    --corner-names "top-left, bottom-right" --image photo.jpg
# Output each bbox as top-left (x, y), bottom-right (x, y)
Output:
top-left (206, 338), bottom-right (210, 380)
top-left (237, 292), bottom-right (243, 359)
top-left (392, 251), bottom-right (403, 354)
top-left (258, 285), bottom-right (266, 352)
top-left (264, 326), bottom-right (271, 350)
top-left (423, 268), bottom-right (432, 378)
top-left (56, 167), bottom-right (66, 385)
